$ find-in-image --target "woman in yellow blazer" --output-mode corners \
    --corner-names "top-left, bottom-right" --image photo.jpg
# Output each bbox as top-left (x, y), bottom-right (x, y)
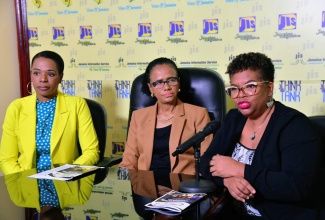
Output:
top-left (4, 168), bottom-right (94, 213)
top-left (0, 50), bottom-right (99, 215)
top-left (0, 90), bottom-right (99, 174)
top-left (119, 57), bottom-right (213, 175)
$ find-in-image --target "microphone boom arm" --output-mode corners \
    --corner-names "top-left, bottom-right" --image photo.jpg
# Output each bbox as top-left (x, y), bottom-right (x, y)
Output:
top-left (171, 120), bottom-right (221, 157)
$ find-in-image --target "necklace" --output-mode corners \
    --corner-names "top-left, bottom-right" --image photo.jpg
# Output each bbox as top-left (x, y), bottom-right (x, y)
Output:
top-left (249, 106), bottom-right (273, 140)
top-left (157, 114), bottom-right (174, 121)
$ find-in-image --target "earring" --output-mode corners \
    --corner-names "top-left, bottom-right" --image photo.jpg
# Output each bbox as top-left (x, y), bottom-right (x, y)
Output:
top-left (27, 82), bottom-right (33, 95)
top-left (266, 96), bottom-right (274, 108)
top-left (178, 89), bottom-right (181, 92)
top-left (151, 93), bottom-right (154, 97)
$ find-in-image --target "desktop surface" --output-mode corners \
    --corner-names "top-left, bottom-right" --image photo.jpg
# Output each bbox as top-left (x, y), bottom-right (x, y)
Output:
top-left (2, 167), bottom-right (224, 220)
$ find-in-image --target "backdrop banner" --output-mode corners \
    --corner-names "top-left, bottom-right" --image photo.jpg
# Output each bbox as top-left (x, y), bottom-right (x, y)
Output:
top-left (26, 0), bottom-right (325, 218)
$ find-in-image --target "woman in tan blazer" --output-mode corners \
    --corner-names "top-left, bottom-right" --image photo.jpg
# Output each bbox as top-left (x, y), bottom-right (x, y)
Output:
top-left (119, 57), bottom-right (213, 175)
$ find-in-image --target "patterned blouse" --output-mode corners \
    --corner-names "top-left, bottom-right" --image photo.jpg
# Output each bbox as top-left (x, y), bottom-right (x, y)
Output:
top-left (231, 142), bottom-right (262, 217)
top-left (36, 97), bottom-right (60, 208)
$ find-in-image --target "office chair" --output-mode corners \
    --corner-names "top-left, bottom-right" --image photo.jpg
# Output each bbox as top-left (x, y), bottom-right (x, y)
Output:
top-left (129, 67), bottom-right (226, 123)
top-left (83, 98), bottom-right (122, 185)
top-left (128, 67), bottom-right (227, 219)
top-left (308, 115), bottom-right (325, 218)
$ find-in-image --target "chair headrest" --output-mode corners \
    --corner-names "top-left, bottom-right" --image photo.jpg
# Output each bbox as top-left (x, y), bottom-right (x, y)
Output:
top-left (129, 67), bottom-right (226, 122)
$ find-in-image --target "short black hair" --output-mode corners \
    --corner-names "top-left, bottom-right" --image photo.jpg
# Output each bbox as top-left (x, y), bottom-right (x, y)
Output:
top-left (31, 50), bottom-right (64, 79)
top-left (226, 52), bottom-right (274, 82)
top-left (141, 57), bottom-right (178, 95)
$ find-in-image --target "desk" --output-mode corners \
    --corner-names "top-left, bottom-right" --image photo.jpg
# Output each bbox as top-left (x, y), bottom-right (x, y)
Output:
top-left (3, 167), bottom-right (226, 220)
top-left (127, 169), bottom-right (226, 220)
top-left (3, 166), bottom-right (138, 220)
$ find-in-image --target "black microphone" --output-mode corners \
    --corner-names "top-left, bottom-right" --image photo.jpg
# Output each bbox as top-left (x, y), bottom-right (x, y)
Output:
top-left (172, 120), bottom-right (221, 157)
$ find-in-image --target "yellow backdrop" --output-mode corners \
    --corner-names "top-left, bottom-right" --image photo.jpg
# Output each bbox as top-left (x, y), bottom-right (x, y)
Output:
top-left (26, 0), bottom-right (325, 218)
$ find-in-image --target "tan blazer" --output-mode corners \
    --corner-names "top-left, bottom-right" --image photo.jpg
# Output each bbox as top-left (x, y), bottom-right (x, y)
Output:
top-left (120, 99), bottom-right (213, 175)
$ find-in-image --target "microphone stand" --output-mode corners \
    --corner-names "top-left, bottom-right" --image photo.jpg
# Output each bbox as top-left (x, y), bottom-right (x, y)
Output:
top-left (178, 142), bottom-right (217, 193)
top-left (178, 142), bottom-right (217, 220)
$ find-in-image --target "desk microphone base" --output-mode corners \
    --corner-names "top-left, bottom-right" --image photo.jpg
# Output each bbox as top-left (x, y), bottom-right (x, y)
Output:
top-left (179, 179), bottom-right (217, 193)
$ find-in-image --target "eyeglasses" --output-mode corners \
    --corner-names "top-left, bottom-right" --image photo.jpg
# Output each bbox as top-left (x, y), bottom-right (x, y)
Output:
top-left (225, 81), bottom-right (270, 99)
top-left (151, 77), bottom-right (179, 89)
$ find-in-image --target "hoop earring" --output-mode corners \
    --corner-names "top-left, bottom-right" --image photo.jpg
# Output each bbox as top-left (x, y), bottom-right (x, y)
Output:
top-left (27, 82), bottom-right (33, 95)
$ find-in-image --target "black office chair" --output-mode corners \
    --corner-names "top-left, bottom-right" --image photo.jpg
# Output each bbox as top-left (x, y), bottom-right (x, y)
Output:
top-left (308, 115), bottom-right (325, 218)
top-left (82, 98), bottom-right (122, 185)
top-left (129, 67), bottom-right (226, 123)
top-left (128, 68), bottom-right (227, 219)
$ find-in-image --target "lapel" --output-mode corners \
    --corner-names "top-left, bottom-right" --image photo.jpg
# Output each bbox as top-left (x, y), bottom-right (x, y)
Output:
top-left (169, 100), bottom-right (186, 170)
top-left (143, 104), bottom-right (158, 170)
top-left (50, 92), bottom-right (69, 154)
top-left (142, 100), bottom-right (186, 170)
top-left (19, 94), bottom-right (37, 167)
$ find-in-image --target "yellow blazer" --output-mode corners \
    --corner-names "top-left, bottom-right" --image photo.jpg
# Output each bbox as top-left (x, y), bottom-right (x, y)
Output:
top-left (0, 91), bottom-right (99, 175)
top-left (4, 168), bottom-right (94, 210)
top-left (120, 99), bottom-right (213, 175)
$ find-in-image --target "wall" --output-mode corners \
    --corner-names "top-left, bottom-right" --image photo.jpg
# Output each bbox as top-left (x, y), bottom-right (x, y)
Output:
top-left (25, 0), bottom-right (325, 159)
top-left (5, 0), bottom-right (325, 219)
top-left (0, 0), bottom-right (25, 219)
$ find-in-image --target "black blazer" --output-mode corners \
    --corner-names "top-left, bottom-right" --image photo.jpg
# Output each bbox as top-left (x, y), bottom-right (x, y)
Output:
top-left (200, 101), bottom-right (322, 220)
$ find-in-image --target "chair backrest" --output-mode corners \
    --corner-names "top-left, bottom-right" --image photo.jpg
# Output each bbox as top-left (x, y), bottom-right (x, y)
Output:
top-left (129, 67), bottom-right (227, 123)
top-left (82, 98), bottom-right (107, 184)
top-left (128, 68), bottom-right (227, 219)
top-left (308, 115), bottom-right (325, 210)
top-left (84, 98), bottom-right (107, 161)
top-left (308, 115), bottom-right (325, 147)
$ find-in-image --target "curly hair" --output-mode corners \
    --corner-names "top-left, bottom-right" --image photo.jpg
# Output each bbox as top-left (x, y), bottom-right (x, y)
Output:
top-left (226, 52), bottom-right (274, 82)
top-left (141, 57), bottom-right (178, 96)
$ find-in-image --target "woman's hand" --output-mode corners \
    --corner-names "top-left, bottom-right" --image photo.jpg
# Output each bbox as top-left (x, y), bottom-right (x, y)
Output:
top-left (224, 176), bottom-right (256, 202)
top-left (157, 185), bottom-right (172, 197)
top-left (209, 154), bottom-right (245, 178)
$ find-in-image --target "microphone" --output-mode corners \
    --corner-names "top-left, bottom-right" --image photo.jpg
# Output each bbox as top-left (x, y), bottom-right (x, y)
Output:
top-left (172, 120), bottom-right (221, 157)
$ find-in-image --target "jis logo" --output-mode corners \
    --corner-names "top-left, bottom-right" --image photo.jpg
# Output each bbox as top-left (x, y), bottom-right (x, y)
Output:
top-left (28, 27), bottom-right (38, 40)
top-left (32, 0), bottom-right (42, 8)
top-left (62, 0), bottom-right (72, 7)
top-left (292, 52), bottom-right (307, 65)
top-left (63, 213), bottom-right (71, 220)
top-left (53, 27), bottom-right (64, 40)
top-left (279, 80), bottom-right (301, 102)
top-left (86, 217), bottom-right (98, 220)
top-left (239, 16), bottom-right (256, 32)
top-left (117, 167), bottom-right (130, 180)
top-left (278, 13), bottom-right (296, 30)
top-left (203, 19), bottom-right (218, 34)
top-left (80, 26), bottom-right (92, 39)
top-left (322, 11), bottom-right (325, 28)
top-left (87, 80), bottom-right (102, 98)
top-left (169, 21), bottom-right (184, 36)
top-left (115, 80), bottom-right (130, 98)
top-left (108, 24), bottom-right (121, 38)
top-left (112, 142), bottom-right (124, 154)
top-left (138, 23), bottom-right (152, 37)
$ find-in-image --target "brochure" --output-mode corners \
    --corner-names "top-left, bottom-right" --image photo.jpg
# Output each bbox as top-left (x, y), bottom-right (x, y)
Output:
top-left (28, 164), bottom-right (104, 181)
top-left (145, 190), bottom-right (207, 216)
